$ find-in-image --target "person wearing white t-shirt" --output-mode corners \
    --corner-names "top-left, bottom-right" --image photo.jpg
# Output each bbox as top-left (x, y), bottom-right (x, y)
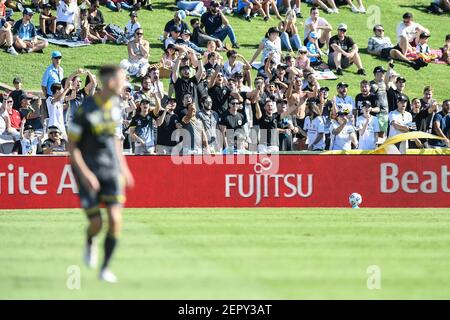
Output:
top-left (56, 0), bottom-right (77, 37)
top-left (396, 12), bottom-right (429, 55)
top-left (388, 95), bottom-right (413, 153)
top-left (306, 101), bottom-right (325, 151)
top-left (356, 102), bottom-right (379, 150)
top-left (330, 110), bottom-right (358, 150)
top-left (47, 74), bottom-right (76, 137)
top-left (303, 6), bottom-right (332, 51)
top-left (124, 11), bottom-right (141, 41)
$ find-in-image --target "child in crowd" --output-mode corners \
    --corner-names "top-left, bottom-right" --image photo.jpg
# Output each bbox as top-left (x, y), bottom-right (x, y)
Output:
top-left (202, 40), bottom-right (224, 64)
top-left (305, 32), bottom-right (323, 68)
top-left (39, 4), bottom-right (57, 37)
top-left (441, 34), bottom-right (450, 65)
top-left (295, 46), bottom-right (310, 71)
top-left (124, 10), bottom-right (140, 41)
top-left (79, 9), bottom-right (100, 43)
top-left (416, 32), bottom-right (431, 54)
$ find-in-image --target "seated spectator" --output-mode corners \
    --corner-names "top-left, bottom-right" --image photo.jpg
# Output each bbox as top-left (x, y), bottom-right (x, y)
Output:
top-left (202, 40), bottom-right (224, 64)
top-left (164, 25), bottom-right (182, 48)
top-left (303, 6), bottom-right (332, 52)
top-left (305, 32), bottom-right (324, 67)
top-left (278, 9), bottom-right (301, 52)
top-left (367, 24), bottom-right (420, 70)
top-left (440, 34), bottom-right (450, 65)
top-left (416, 32), bottom-right (431, 54)
top-left (160, 43), bottom-right (178, 69)
top-left (106, 0), bottom-right (133, 12)
top-left (433, 0), bottom-right (450, 12)
top-left (388, 95), bottom-right (414, 153)
top-left (79, 8), bottom-right (101, 44)
top-left (88, 1), bottom-right (117, 43)
top-left (176, 28), bottom-right (204, 54)
top-left (42, 125), bottom-right (68, 154)
top-left (277, 0), bottom-right (302, 17)
top-left (130, 0), bottom-right (152, 11)
top-left (39, 4), bottom-right (57, 38)
top-left (295, 46), bottom-right (310, 71)
top-left (13, 8), bottom-right (49, 54)
top-left (429, 100), bottom-right (450, 148)
top-left (120, 28), bottom-right (150, 78)
top-left (328, 23), bottom-right (365, 76)
top-left (163, 10), bottom-right (189, 40)
top-left (124, 10), bottom-right (140, 41)
top-left (155, 98), bottom-right (180, 155)
top-left (396, 12), bottom-right (430, 55)
top-left (312, 0), bottom-right (365, 13)
top-left (176, 0), bottom-right (207, 17)
top-left (190, 18), bottom-right (223, 49)
top-left (12, 121), bottom-right (43, 155)
top-left (336, 0), bottom-right (366, 13)
top-left (330, 109), bottom-right (358, 150)
top-left (250, 27), bottom-right (282, 67)
top-left (237, 0), bottom-right (268, 22)
top-left (0, 17), bottom-right (18, 55)
top-left (356, 102), bottom-right (379, 150)
top-left (201, 1), bottom-right (240, 49)
top-left (56, 0), bottom-right (76, 38)
top-left (204, 51), bottom-right (220, 73)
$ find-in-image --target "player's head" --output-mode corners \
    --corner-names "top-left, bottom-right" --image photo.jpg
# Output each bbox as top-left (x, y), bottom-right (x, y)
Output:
top-left (99, 65), bottom-right (126, 96)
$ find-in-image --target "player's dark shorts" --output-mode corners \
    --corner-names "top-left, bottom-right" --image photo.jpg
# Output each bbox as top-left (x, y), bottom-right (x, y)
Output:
top-left (73, 169), bottom-right (125, 215)
top-left (380, 47), bottom-right (394, 60)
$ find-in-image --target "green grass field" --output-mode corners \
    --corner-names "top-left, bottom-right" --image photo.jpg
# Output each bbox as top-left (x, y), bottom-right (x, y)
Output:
top-left (0, 0), bottom-right (449, 100)
top-left (1, 208), bottom-right (450, 299)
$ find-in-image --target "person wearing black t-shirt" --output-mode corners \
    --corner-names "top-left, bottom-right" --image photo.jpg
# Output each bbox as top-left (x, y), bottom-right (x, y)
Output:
top-left (171, 49), bottom-right (204, 114)
top-left (355, 80), bottom-right (379, 117)
top-left (208, 64), bottom-right (243, 117)
top-left (155, 98), bottom-right (181, 155)
top-left (163, 11), bottom-right (189, 40)
top-left (387, 77), bottom-right (410, 112)
top-left (219, 97), bottom-right (247, 152)
top-left (10, 77), bottom-right (24, 111)
top-left (328, 23), bottom-right (366, 76)
top-left (255, 98), bottom-right (280, 153)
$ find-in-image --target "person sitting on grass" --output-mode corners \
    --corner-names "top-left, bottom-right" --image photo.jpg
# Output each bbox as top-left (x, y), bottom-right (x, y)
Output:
top-left (160, 43), bottom-right (178, 69)
top-left (190, 18), bottom-right (223, 49)
top-left (237, 0), bottom-right (269, 22)
top-left (124, 10), bottom-right (140, 41)
top-left (12, 8), bottom-right (48, 54)
top-left (88, 1), bottom-right (117, 44)
top-left (120, 28), bottom-right (150, 78)
top-left (106, 0), bottom-right (134, 12)
top-left (305, 32), bottom-right (324, 67)
top-left (441, 34), bottom-right (450, 65)
top-left (39, 4), bottom-right (56, 38)
top-left (328, 23), bottom-right (365, 76)
top-left (55, 0), bottom-right (76, 39)
top-left (0, 16), bottom-right (18, 55)
top-left (367, 24), bottom-right (421, 70)
top-left (79, 8), bottom-right (100, 44)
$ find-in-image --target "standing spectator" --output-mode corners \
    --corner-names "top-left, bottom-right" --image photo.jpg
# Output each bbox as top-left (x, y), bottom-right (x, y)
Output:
top-left (354, 80), bottom-right (379, 117)
top-left (13, 8), bottom-right (48, 54)
top-left (56, 0), bottom-right (76, 38)
top-left (388, 95), bottom-right (413, 153)
top-left (129, 94), bottom-right (161, 155)
top-left (10, 78), bottom-right (24, 111)
top-left (42, 50), bottom-right (64, 97)
top-left (328, 23), bottom-right (366, 76)
top-left (155, 98), bottom-right (180, 155)
top-left (396, 12), bottom-right (430, 55)
top-left (356, 102), bottom-right (379, 150)
top-left (163, 10), bottom-right (189, 40)
top-left (42, 125), bottom-right (68, 154)
top-left (201, 1), bottom-right (240, 49)
top-left (333, 82), bottom-right (355, 115)
top-left (429, 100), bottom-right (450, 148)
top-left (330, 109), bottom-right (358, 150)
top-left (387, 76), bottom-right (409, 112)
top-left (179, 102), bottom-right (209, 154)
top-left (276, 98), bottom-right (299, 151)
top-left (19, 94), bottom-right (44, 133)
top-left (39, 4), bottom-right (57, 38)
top-left (417, 86), bottom-right (438, 137)
top-left (197, 95), bottom-right (220, 153)
top-left (66, 70), bottom-right (97, 125)
top-left (0, 15), bottom-right (18, 55)
top-left (120, 28), bottom-right (150, 78)
top-left (303, 6), bottom-right (332, 52)
top-left (370, 66), bottom-right (389, 138)
top-left (124, 11), bottom-right (140, 41)
top-left (367, 24), bottom-right (420, 69)
top-left (250, 27), bottom-right (282, 67)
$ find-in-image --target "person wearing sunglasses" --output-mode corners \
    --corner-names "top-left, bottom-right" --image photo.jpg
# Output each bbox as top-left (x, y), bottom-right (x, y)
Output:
top-left (1, 94), bottom-right (21, 139)
top-left (368, 24), bottom-right (420, 70)
top-left (42, 125), bottom-right (68, 155)
top-left (120, 28), bottom-right (150, 78)
top-left (328, 23), bottom-right (366, 76)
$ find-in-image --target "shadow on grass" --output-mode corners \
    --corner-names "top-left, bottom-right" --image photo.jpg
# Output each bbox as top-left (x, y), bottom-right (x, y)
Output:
top-left (397, 4), bottom-right (431, 14)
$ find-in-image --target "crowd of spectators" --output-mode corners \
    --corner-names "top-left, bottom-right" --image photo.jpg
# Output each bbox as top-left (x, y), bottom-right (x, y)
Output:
top-left (0, 0), bottom-right (449, 155)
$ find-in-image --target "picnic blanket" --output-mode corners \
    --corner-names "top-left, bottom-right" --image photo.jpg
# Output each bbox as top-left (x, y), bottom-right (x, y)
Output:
top-left (37, 36), bottom-right (91, 48)
top-left (407, 49), bottom-right (447, 65)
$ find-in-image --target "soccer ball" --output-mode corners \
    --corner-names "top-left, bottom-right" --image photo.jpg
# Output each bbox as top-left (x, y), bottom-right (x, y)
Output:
top-left (349, 193), bottom-right (362, 208)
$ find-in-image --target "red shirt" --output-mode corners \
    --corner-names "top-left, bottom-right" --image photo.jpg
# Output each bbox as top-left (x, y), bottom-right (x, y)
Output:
top-left (8, 109), bottom-right (21, 129)
top-left (0, 4), bottom-right (6, 18)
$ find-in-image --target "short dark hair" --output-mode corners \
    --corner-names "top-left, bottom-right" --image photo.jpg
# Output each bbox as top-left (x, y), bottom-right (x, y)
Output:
top-left (360, 80), bottom-right (370, 86)
top-left (141, 75), bottom-right (151, 84)
top-left (310, 6), bottom-right (319, 12)
top-left (446, 34), bottom-right (450, 41)
top-left (226, 50), bottom-right (237, 58)
top-left (403, 12), bottom-right (413, 19)
top-left (190, 18), bottom-right (199, 27)
top-left (51, 83), bottom-right (62, 94)
top-left (99, 64), bottom-right (122, 83)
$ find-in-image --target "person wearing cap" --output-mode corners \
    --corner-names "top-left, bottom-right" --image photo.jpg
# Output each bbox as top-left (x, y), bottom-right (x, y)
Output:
top-left (163, 10), bottom-right (189, 40)
top-left (176, 27), bottom-right (205, 54)
top-left (369, 66), bottom-right (390, 137)
top-left (295, 46), bottom-right (311, 71)
top-left (197, 95), bottom-right (220, 152)
top-left (201, 1), bottom-right (240, 49)
top-left (250, 27), bottom-right (282, 67)
top-left (41, 50), bottom-right (64, 97)
top-left (396, 12), bottom-right (430, 55)
top-left (328, 23), bottom-right (365, 76)
top-left (155, 98), bottom-right (180, 155)
top-left (416, 32), bottom-right (431, 55)
top-left (124, 11), bottom-right (141, 41)
top-left (176, 0), bottom-right (207, 17)
top-left (39, 3), bottom-right (57, 38)
top-left (330, 108), bottom-right (358, 151)
top-left (161, 43), bottom-right (178, 69)
top-left (355, 79), bottom-right (379, 118)
top-left (278, 9), bottom-right (301, 51)
top-left (387, 77), bottom-right (410, 112)
top-left (164, 25), bottom-right (183, 49)
top-left (367, 24), bottom-right (420, 70)
top-left (120, 28), bottom-right (150, 78)
top-left (356, 101), bottom-right (380, 150)
top-left (305, 31), bottom-right (324, 67)
top-left (12, 8), bottom-right (48, 54)
top-left (11, 120), bottom-right (43, 155)
top-left (304, 6), bottom-right (332, 51)
top-left (0, 11), bottom-right (18, 55)
top-left (333, 82), bottom-right (355, 116)
top-left (388, 94), bottom-right (414, 153)
top-left (55, 0), bottom-right (76, 38)
top-left (42, 125), bottom-right (68, 155)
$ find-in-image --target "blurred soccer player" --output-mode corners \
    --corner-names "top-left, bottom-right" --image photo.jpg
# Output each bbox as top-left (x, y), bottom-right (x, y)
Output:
top-left (68, 65), bottom-right (135, 283)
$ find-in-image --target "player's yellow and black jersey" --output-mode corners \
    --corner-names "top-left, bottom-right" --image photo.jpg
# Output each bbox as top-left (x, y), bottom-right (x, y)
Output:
top-left (68, 95), bottom-right (122, 179)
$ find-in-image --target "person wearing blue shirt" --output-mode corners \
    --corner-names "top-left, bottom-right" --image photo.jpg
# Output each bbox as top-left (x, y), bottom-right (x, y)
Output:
top-left (429, 100), bottom-right (450, 148)
top-left (305, 32), bottom-right (323, 67)
top-left (42, 50), bottom-right (64, 97)
top-left (12, 8), bottom-right (48, 54)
